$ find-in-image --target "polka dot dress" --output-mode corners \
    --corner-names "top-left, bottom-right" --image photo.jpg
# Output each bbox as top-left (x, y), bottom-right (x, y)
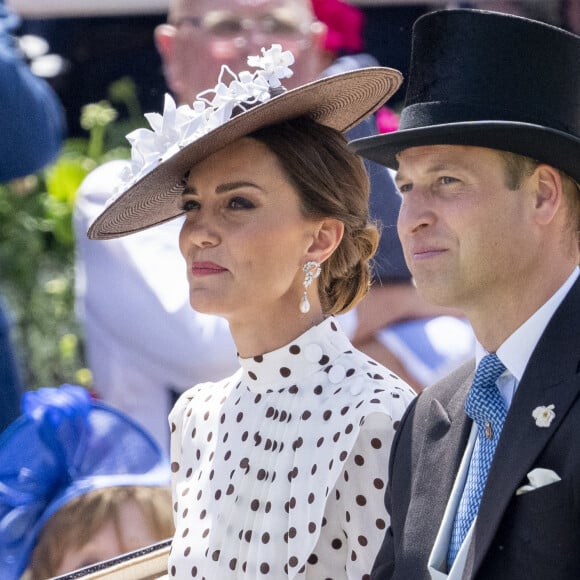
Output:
top-left (168, 317), bottom-right (415, 579)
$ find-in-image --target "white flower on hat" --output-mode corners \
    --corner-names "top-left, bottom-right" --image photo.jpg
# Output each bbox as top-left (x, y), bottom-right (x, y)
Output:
top-left (113, 45), bottom-right (294, 199)
top-left (123, 94), bottom-right (205, 182)
top-left (247, 44), bottom-right (295, 87)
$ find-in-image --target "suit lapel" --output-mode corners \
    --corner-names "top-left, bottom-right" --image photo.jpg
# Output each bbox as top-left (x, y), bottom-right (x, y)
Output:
top-left (465, 279), bottom-right (580, 576)
top-left (405, 365), bottom-right (474, 555)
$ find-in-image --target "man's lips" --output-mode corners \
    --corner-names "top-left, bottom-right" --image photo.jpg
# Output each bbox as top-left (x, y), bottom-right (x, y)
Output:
top-left (410, 247), bottom-right (448, 261)
top-left (191, 261), bottom-right (228, 276)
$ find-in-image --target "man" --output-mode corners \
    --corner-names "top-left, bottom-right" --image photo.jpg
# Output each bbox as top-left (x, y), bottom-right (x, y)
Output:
top-left (154, 0), bottom-right (329, 105)
top-left (74, 0), bottom-right (468, 449)
top-left (350, 8), bottom-right (580, 579)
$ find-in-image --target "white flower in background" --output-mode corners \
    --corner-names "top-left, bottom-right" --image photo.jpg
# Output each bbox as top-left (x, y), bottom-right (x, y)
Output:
top-left (532, 404), bottom-right (555, 428)
top-left (111, 45), bottom-right (295, 200)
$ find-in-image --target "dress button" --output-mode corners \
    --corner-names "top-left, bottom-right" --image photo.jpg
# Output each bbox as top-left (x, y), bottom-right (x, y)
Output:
top-left (349, 377), bottom-right (364, 395)
top-left (305, 344), bottom-right (323, 362)
top-left (329, 365), bottom-right (346, 383)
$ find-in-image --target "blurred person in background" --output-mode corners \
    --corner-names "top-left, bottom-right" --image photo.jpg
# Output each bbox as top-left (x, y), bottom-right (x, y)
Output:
top-left (0, 0), bottom-right (65, 434)
top-left (74, 0), bottom-right (472, 452)
top-left (0, 384), bottom-right (173, 579)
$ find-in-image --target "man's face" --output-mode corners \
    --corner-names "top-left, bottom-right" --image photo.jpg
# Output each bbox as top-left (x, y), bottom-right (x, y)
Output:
top-left (395, 144), bottom-right (539, 316)
top-left (157, 0), bottom-right (326, 105)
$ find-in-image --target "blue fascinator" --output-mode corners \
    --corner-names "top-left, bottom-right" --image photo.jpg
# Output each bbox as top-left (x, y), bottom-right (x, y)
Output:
top-left (0, 384), bottom-right (170, 580)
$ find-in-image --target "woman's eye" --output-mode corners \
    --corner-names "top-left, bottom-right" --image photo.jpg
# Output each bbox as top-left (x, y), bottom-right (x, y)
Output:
top-left (181, 199), bottom-right (200, 212)
top-left (229, 196), bottom-right (254, 209)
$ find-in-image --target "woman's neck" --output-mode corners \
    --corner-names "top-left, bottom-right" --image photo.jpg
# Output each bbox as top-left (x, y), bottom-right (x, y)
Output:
top-left (229, 306), bottom-right (326, 359)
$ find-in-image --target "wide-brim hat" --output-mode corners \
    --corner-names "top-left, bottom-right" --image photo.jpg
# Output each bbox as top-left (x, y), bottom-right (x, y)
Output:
top-left (88, 50), bottom-right (402, 240)
top-left (0, 385), bottom-right (169, 580)
top-left (349, 9), bottom-right (580, 183)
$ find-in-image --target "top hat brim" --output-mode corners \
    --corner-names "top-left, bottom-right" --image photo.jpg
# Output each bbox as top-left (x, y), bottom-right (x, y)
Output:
top-left (350, 9), bottom-right (580, 184)
top-left (88, 67), bottom-right (402, 240)
top-left (349, 121), bottom-right (580, 184)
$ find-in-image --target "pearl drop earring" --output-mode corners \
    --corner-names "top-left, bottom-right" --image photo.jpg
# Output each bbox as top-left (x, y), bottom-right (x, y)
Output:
top-left (300, 261), bottom-right (321, 314)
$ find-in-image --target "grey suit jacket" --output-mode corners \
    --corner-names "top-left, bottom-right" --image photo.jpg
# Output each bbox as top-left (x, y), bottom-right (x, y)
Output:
top-left (372, 278), bottom-right (580, 579)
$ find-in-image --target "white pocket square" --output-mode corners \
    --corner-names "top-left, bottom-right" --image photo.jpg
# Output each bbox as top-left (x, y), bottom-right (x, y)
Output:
top-left (515, 467), bottom-right (561, 496)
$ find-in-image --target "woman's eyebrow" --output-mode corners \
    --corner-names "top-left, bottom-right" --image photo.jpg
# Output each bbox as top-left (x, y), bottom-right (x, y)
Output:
top-left (181, 181), bottom-right (264, 196)
top-left (215, 181), bottom-right (262, 194)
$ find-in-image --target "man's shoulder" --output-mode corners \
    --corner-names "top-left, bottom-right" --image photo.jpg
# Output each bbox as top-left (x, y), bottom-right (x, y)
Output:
top-left (416, 358), bottom-right (474, 409)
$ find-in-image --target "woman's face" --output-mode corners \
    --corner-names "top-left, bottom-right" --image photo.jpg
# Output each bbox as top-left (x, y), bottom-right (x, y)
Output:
top-left (54, 500), bottom-right (160, 574)
top-left (178, 137), bottom-right (322, 326)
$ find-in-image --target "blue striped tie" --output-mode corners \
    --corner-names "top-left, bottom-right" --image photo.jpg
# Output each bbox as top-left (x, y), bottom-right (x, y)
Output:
top-left (447, 353), bottom-right (507, 568)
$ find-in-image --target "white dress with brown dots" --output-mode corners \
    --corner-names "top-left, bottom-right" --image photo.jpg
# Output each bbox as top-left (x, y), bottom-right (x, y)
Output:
top-left (168, 317), bottom-right (415, 579)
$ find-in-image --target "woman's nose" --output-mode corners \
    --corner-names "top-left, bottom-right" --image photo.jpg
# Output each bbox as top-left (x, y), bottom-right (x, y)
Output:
top-left (180, 213), bottom-right (220, 249)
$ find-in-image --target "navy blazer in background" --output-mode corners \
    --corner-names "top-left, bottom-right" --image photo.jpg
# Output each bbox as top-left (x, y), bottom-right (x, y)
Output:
top-left (0, 0), bottom-right (66, 433)
top-left (0, 1), bottom-right (65, 181)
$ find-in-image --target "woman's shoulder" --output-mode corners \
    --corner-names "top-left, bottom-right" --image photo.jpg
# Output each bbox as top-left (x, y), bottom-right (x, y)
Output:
top-left (169, 369), bottom-right (243, 421)
top-left (331, 350), bottom-right (416, 420)
top-left (338, 347), bottom-right (415, 393)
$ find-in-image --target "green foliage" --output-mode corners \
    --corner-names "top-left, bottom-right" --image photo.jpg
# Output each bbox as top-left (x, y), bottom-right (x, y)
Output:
top-left (0, 83), bottom-right (143, 390)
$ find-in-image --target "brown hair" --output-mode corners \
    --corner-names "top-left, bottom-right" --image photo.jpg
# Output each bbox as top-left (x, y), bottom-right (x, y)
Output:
top-left (499, 150), bottom-right (580, 233)
top-left (28, 486), bottom-right (174, 579)
top-left (251, 116), bottom-right (379, 314)
top-left (499, 150), bottom-right (539, 190)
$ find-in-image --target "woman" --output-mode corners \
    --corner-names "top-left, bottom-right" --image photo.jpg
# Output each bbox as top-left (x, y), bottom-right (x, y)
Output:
top-left (0, 384), bottom-right (173, 580)
top-left (88, 45), bottom-right (415, 578)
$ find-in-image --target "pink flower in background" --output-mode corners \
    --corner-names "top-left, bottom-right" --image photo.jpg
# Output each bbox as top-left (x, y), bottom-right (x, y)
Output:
top-left (311, 0), bottom-right (364, 53)
top-left (377, 106), bottom-right (400, 133)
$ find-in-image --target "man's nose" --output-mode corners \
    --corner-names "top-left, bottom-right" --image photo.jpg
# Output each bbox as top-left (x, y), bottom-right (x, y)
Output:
top-left (397, 193), bottom-right (435, 236)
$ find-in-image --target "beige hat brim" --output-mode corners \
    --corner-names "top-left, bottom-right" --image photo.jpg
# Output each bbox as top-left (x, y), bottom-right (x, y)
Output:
top-left (88, 66), bottom-right (402, 240)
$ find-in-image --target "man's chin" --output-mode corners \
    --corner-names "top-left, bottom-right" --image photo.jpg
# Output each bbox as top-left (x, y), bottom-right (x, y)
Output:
top-left (414, 280), bottom-right (458, 309)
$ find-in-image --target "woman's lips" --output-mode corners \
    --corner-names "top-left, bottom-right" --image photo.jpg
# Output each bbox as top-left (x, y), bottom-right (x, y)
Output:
top-left (191, 261), bottom-right (228, 276)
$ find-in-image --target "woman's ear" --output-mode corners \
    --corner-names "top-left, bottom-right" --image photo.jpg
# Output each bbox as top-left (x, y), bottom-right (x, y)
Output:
top-left (306, 218), bottom-right (344, 264)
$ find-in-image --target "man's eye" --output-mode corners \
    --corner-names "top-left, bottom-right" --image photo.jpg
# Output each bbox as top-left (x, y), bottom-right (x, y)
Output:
top-left (263, 16), bottom-right (300, 35)
top-left (207, 19), bottom-right (243, 35)
top-left (397, 183), bottom-right (412, 193)
top-left (439, 176), bottom-right (457, 185)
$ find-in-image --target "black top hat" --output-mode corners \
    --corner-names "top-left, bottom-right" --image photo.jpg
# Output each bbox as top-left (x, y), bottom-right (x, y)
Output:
top-left (350, 9), bottom-right (580, 183)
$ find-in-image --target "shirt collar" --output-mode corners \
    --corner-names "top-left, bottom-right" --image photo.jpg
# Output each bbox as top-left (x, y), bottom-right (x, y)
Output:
top-left (476, 267), bottom-right (579, 381)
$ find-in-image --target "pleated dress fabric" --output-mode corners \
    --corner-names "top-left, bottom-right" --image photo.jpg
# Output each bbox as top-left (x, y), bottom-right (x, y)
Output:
top-left (168, 317), bottom-right (415, 579)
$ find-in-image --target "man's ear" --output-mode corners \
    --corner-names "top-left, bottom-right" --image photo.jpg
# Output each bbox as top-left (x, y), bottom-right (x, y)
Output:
top-left (533, 164), bottom-right (564, 226)
top-left (306, 218), bottom-right (344, 264)
top-left (154, 24), bottom-right (176, 61)
top-left (310, 20), bottom-right (328, 51)
top-left (309, 21), bottom-right (335, 70)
